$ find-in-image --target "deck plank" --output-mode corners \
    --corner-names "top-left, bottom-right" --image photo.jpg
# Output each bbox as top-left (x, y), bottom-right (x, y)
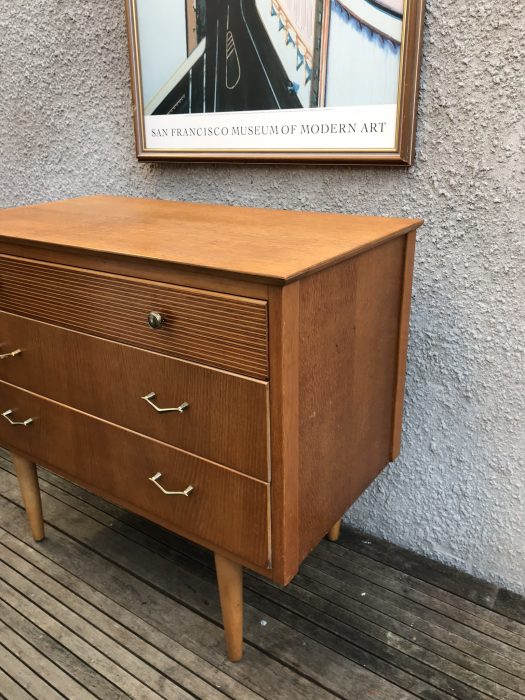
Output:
top-left (0, 571), bottom-right (183, 700)
top-left (0, 492), bottom-right (348, 699)
top-left (0, 540), bottom-right (250, 700)
top-left (335, 526), bottom-right (525, 626)
top-left (292, 569), bottom-right (525, 696)
top-left (0, 597), bottom-right (128, 700)
top-left (304, 550), bottom-right (525, 673)
top-left (311, 546), bottom-right (525, 650)
top-left (1, 452), bottom-right (524, 700)
top-left (1, 470), bottom-right (445, 697)
top-left (0, 533), bottom-right (263, 700)
top-left (0, 667), bottom-right (35, 700)
top-left (0, 617), bottom-right (96, 700)
top-left (318, 540), bottom-right (525, 641)
top-left (0, 482), bottom-right (413, 700)
top-left (112, 525), bottom-right (523, 700)
top-left (280, 575), bottom-right (525, 700)
top-left (28, 478), bottom-right (493, 699)
top-left (0, 643), bottom-right (64, 700)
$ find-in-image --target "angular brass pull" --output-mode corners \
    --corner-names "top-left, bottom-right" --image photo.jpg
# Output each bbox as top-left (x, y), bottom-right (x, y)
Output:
top-left (0, 349), bottom-right (21, 360)
top-left (2, 409), bottom-right (33, 427)
top-left (141, 392), bottom-right (189, 414)
top-left (149, 472), bottom-right (193, 496)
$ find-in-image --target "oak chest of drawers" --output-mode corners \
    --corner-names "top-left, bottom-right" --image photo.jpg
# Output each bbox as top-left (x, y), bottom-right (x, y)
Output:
top-left (0, 196), bottom-right (422, 660)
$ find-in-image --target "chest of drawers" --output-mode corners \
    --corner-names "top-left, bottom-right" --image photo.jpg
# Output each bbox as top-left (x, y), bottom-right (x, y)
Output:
top-left (0, 196), bottom-right (422, 661)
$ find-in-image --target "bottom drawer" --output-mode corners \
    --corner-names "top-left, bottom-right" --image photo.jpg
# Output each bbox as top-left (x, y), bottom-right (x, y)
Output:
top-left (0, 382), bottom-right (271, 568)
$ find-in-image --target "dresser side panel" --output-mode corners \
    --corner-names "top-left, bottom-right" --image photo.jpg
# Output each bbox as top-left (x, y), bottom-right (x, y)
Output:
top-left (297, 236), bottom-right (407, 563)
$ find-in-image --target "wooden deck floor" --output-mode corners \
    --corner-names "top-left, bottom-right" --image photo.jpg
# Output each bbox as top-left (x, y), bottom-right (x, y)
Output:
top-left (0, 450), bottom-right (524, 700)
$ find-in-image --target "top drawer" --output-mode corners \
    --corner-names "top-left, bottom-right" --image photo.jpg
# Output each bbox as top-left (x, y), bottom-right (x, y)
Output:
top-left (0, 256), bottom-right (268, 379)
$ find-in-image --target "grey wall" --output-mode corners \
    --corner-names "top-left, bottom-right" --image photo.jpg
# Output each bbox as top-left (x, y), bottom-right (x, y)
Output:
top-left (1, 0), bottom-right (523, 593)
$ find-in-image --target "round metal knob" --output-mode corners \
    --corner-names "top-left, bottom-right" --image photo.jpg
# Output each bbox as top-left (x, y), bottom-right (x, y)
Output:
top-left (147, 311), bottom-right (164, 329)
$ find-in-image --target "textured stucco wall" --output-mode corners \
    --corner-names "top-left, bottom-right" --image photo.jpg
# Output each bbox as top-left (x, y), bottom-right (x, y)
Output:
top-left (0, 1), bottom-right (523, 593)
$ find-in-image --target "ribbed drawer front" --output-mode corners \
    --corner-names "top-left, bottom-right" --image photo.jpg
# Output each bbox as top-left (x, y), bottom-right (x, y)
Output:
top-left (0, 256), bottom-right (268, 379)
top-left (0, 312), bottom-right (270, 480)
top-left (0, 382), bottom-right (271, 567)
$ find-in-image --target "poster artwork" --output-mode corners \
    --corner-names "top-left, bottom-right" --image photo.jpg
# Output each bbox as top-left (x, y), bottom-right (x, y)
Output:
top-left (128, 0), bottom-right (420, 160)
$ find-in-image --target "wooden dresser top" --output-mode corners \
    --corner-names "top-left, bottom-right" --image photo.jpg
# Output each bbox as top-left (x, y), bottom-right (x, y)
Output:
top-left (0, 196), bottom-right (422, 285)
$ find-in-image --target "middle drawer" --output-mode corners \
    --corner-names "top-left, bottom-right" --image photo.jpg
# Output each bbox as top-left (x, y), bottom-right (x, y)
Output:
top-left (0, 312), bottom-right (269, 480)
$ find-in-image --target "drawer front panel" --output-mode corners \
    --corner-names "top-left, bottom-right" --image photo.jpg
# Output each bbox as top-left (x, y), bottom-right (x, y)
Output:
top-left (0, 382), bottom-right (271, 568)
top-left (0, 256), bottom-right (268, 379)
top-left (0, 313), bottom-right (269, 479)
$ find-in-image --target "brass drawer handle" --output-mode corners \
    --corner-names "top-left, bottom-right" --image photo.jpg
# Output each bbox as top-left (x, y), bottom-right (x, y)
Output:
top-left (2, 409), bottom-right (33, 427)
top-left (142, 392), bottom-right (189, 414)
top-left (0, 349), bottom-right (21, 360)
top-left (149, 472), bottom-right (193, 496)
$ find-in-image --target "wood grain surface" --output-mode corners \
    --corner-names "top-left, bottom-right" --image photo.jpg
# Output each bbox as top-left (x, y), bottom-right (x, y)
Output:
top-left (0, 196), bottom-right (422, 284)
top-left (0, 254), bottom-right (269, 378)
top-left (296, 238), bottom-right (406, 563)
top-left (0, 312), bottom-right (270, 479)
top-left (0, 383), bottom-right (270, 568)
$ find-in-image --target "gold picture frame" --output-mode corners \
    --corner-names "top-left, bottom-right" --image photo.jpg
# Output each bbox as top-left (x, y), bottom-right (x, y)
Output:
top-left (125, 0), bottom-right (425, 164)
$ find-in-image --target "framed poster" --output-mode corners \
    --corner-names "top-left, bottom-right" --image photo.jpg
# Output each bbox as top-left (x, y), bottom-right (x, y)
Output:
top-left (125, 0), bottom-right (425, 164)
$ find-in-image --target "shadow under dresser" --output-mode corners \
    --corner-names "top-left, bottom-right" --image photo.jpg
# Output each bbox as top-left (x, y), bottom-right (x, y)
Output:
top-left (0, 196), bottom-right (422, 661)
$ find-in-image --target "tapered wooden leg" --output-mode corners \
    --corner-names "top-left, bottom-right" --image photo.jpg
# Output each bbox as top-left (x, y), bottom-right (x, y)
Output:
top-left (327, 519), bottom-right (341, 542)
top-left (214, 553), bottom-right (243, 662)
top-left (13, 454), bottom-right (44, 542)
